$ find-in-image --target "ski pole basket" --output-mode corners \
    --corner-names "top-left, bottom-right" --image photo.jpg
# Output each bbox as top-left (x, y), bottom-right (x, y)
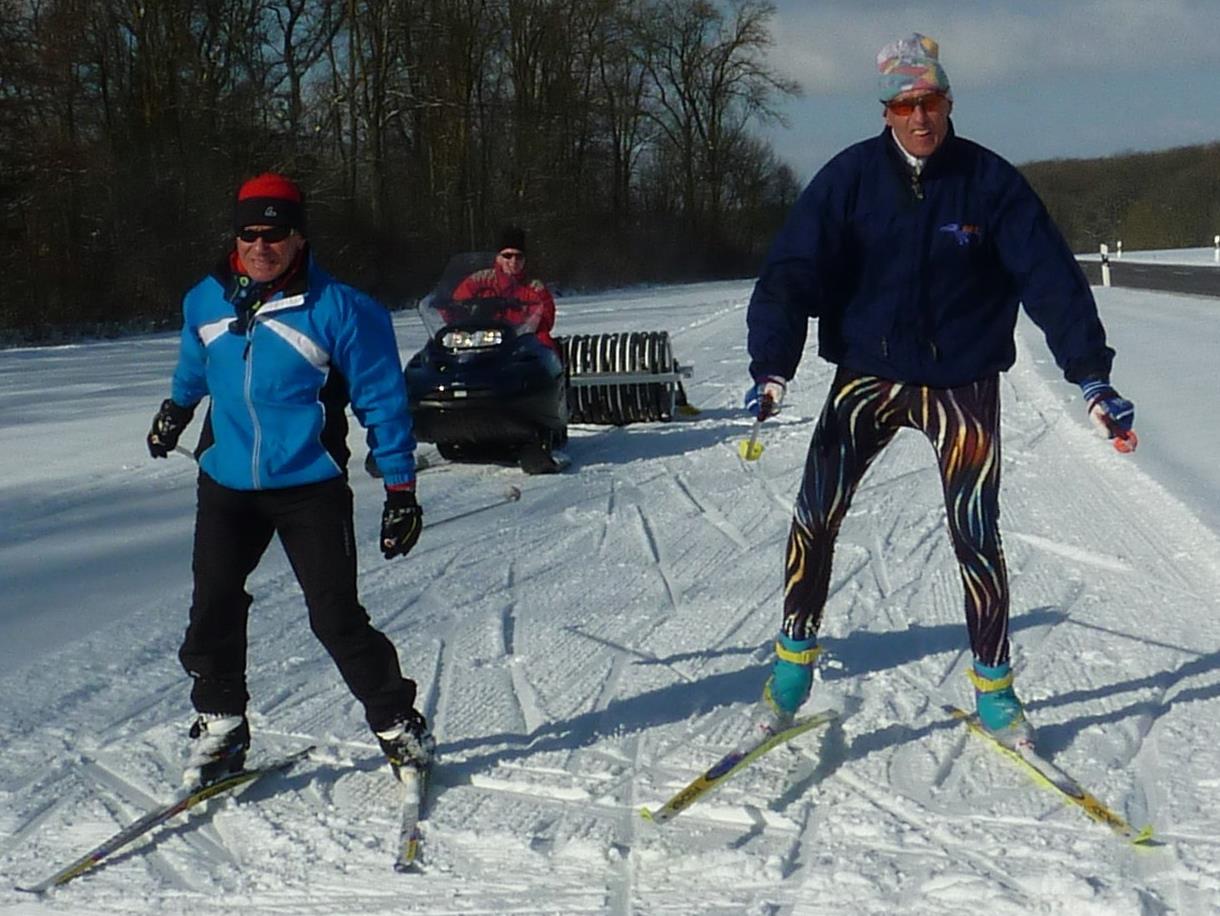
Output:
top-left (555, 331), bottom-right (692, 425)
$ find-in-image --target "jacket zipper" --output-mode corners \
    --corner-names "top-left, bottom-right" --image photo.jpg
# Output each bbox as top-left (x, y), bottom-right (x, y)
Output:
top-left (243, 321), bottom-right (261, 488)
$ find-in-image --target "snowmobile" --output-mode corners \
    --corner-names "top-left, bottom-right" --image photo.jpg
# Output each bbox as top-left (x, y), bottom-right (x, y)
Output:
top-left (368, 251), bottom-right (695, 477)
top-left (403, 252), bottom-right (569, 474)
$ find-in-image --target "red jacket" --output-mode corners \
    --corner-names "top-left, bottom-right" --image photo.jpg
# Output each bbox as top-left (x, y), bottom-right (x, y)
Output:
top-left (452, 266), bottom-right (557, 351)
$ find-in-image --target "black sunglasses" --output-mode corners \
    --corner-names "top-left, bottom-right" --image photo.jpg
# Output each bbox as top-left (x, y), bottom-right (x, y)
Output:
top-left (498, 250), bottom-right (525, 261)
top-left (237, 226), bottom-right (293, 244)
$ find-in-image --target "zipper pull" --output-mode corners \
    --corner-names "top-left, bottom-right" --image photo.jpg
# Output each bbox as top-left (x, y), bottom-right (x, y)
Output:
top-left (242, 299), bottom-right (263, 360)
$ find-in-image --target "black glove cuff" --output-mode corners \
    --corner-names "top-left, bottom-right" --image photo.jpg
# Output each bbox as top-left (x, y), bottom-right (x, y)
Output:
top-left (161, 398), bottom-right (196, 423)
top-left (384, 487), bottom-right (418, 510)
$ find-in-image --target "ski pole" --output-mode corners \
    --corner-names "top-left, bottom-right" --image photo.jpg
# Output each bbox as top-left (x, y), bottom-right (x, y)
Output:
top-left (174, 445), bottom-right (197, 462)
top-left (738, 417), bottom-right (765, 461)
top-left (429, 485), bottom-right (522, 529)
top-left (738, 393), bottom-right (774, 461)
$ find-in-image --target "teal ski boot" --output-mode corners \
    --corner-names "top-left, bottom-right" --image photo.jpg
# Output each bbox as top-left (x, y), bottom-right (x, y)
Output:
top-left (969, 660), bottom-right (1035, 749)
top-left (745, 634), bottom-right (821, 746)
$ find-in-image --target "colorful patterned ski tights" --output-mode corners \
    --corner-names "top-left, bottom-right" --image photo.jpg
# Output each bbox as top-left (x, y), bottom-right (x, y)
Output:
top-left (782, 367), bottom-right (1010, 667)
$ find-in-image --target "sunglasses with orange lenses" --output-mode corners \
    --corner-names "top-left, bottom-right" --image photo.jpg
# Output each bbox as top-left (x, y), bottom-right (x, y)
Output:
top-left (885, 93), bottom-right (950, 117)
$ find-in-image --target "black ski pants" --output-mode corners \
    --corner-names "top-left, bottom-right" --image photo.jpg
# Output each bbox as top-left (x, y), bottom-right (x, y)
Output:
top-left (179, 473), bottom-right (415, 732)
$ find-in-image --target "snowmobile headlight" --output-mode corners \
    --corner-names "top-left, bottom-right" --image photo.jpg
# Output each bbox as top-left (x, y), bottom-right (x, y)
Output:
top-left (442, 329), bottom-right (503, 349)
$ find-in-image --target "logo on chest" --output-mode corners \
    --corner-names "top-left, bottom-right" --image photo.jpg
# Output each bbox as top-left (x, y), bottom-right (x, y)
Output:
top-left (939, 223), bottom-right (982, 247)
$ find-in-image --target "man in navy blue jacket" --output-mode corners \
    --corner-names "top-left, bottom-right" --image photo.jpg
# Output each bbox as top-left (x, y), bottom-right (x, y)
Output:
top-left (743, 34), bottom-right (1136, 750)
top-left (147, 173), bottom-right (434, 787)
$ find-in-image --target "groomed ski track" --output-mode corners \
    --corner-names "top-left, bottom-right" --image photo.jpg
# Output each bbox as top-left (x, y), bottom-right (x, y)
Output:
top-left (2, 280), bottom-right (1220, 914)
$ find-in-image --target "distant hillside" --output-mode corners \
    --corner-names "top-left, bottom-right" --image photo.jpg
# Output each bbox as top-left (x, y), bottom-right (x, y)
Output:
top-left (1020, 142), bottom-right (1220, 254)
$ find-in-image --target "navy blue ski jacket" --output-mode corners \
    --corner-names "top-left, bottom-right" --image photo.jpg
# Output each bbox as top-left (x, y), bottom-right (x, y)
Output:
top-left (171, 252), bottom-right (416, 490)
top-left (747, 124), bottom-right (1114, 388)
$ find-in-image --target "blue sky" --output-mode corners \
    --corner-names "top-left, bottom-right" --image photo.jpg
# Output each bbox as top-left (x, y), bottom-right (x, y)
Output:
top-left (761, 0), bottom-right (1220, 181)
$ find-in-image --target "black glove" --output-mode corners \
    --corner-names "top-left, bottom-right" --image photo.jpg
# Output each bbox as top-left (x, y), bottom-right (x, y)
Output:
top-left (147, 398), bottom-right (195, 458)
top-left (381, 488), bottom-right (422, 559)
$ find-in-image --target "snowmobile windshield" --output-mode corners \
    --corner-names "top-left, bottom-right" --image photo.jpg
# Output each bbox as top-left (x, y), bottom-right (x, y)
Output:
top-left (418, 252), bottom-right (543, 344)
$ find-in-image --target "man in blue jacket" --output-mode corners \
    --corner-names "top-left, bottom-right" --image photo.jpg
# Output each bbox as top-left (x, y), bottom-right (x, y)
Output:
top-left (744, 35), bottom-right (1136, 750)
top-left (147, 173), bottom-right (433, 787)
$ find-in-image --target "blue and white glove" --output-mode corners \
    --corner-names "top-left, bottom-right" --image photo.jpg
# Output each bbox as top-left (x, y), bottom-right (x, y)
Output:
top-left (744, 375), bottom-right (786, 421)
top-left (1079, 378), bottom-right (1137, 452)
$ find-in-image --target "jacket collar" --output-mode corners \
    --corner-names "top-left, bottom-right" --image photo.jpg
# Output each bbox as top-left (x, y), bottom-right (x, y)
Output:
top-left (883, 118), bottom-right (956, 167)
top-left (211, 246), bottom-right (310, 309)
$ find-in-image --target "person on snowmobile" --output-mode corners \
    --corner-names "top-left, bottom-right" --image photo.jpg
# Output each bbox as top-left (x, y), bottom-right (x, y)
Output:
top-left (146, 172), bottom-right (434, 788)
top-left (451, 225), bottom-right (558, 352)
top-left (742, 33), bottom-right (1137, 751)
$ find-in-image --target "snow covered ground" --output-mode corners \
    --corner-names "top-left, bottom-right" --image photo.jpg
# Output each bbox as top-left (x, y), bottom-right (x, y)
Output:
top-left (1077, 245), bottom-right (1219, 266)
top-left (2, 271), bottom-right (1220, 915)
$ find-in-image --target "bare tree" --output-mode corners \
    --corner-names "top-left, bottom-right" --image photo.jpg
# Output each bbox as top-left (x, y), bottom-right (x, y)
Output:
top-left (0, 0), bottom-right (804, 336)
top-left (593, 0), bottom-right (653, 226)
top-left (635, 0), bottom-right (797, 233)
top-left (264, 0), bottom-right (345, 143)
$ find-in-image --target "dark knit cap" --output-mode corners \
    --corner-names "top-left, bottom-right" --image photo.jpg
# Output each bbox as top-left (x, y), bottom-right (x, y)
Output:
top-left (497, 225), bottom-right (527, 253)
top-left (234, 173), bottom-right (306, 233)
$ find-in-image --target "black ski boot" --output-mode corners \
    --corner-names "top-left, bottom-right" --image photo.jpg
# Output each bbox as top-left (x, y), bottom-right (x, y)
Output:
top-left (183, 713), bottom-right (251, 788)
top-left (376, 710), bottom-right (436, 782)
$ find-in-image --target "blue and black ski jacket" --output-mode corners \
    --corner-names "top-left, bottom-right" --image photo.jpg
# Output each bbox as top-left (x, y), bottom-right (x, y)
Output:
top-left (171, 252), bottom-right (416, 490)
top-left (748, 124), bottom-right (1114, 388)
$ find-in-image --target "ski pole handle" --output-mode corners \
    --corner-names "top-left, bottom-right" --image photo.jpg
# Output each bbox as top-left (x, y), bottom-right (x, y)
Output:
top-left (1099, 415), bottom-right (1138, 454)
top-left (1111, 428), bottom-right (1138, 453)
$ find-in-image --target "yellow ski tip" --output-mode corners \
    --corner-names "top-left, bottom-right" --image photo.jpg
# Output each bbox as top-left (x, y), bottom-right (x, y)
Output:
top-left (738, 439), bottom-right (764, 461)
top-left (1131, 825), bottom-right (1155, 846)
top-left (676, 404), bottom-right (701, 417)
top-left (639, 807), bottom-right (655, 822)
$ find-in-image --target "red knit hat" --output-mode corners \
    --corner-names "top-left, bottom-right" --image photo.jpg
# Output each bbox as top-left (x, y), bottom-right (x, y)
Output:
top-left (234, 173), bottom-right (306, 233)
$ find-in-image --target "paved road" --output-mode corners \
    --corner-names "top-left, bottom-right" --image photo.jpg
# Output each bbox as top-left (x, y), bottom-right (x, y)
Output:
top-left (1077, 260), bottom-right (1220, 297)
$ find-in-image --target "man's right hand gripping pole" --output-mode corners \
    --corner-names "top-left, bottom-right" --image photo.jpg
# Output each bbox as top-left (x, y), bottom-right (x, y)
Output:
top-left (740, 376), bottom-right (786, 461)
top-left (1080, 377), bottom-right (1137, 453)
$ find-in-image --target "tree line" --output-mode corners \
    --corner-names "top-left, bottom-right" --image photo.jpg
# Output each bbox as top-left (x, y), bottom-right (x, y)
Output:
top-left (0, 0), bottom-right (802, 341)
top-left (1021, 142), bottom-right (1220, 255)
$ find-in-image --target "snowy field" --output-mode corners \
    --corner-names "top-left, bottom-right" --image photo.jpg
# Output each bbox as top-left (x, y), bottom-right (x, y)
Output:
top-left (2, 274), bottom-right (1220, 915)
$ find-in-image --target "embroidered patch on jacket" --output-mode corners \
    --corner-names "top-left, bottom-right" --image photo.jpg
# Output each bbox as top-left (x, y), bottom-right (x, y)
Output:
top-left (938, 223), bottom-right (982, 246)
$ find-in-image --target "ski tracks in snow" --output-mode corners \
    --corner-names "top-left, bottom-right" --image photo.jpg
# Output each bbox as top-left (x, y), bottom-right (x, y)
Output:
top-left (8, 287), bottom-right (1220, 913)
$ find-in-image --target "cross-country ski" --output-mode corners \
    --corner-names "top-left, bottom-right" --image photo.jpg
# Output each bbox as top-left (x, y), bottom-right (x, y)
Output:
top-left (641, 709), bottom-right (839, 824)
top-left (945, 706), bottom-right (1154, 844)
top-left (15, 747), bottom-right (313, 894)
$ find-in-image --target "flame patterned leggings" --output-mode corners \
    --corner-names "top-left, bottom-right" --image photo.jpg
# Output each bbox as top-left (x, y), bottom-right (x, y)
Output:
top-left (782, 366), bottom-right (1010, 666)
